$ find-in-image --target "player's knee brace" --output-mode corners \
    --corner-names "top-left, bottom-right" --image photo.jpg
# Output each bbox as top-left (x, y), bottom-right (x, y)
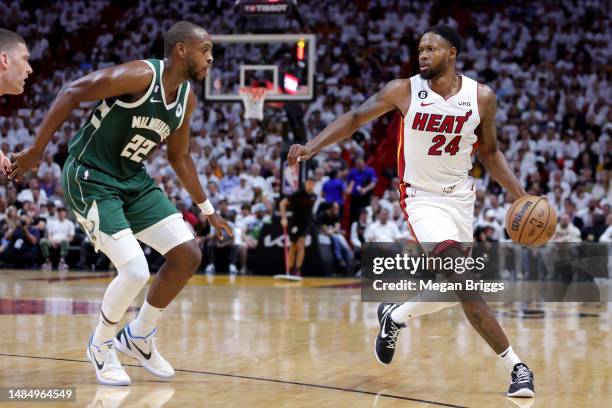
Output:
top-left (99, 231), bottom-right (150, 287)
top-left (99, 254), bottom-right (150, 323)
top-left (118, 254), bottom-right (150, 288)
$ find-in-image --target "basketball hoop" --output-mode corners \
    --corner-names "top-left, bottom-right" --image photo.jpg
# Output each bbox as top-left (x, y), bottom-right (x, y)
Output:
top-left (239, 86), bottom-right (268, 120)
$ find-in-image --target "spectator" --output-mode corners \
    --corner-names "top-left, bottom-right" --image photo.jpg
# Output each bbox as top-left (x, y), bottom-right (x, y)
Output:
top-left (203, 211), bottom-right (239, 276)
top-left (350, 208), bottom-right (369, 252)
top-left (247, 163), bottom-right (267, 192)
top-left (577, 199), bottom-right (604, 229)
top-left (317, 202), bottom-right (353, 274)
top-left (347, 158), bottom-right (377, 222)
top-left (206, 181), bottom-right (226, 208)
top-left (551, 214), bottom-right (582, 243)
top-left (198, 164), bottom-right (219, 188)
top-left (238, 203), bottom-right (268, 274)
top-left (17, 178), bottom-right (48, 207)
top-left (280, 177), bottom-right (317, 276)
top-left (218, 147), bottom-right (238, 172)
top-left (37, 152), bottom-right (62, 180)
top-left (475, 225), bottom-right (498, 243)
top-left (591, 170), bottom-right (610, 203)
top-left (0, 205), bottom-right (19, 253)
top-left (1, 211), bottom-right (40, 268)
top-left (176, 200), bottom-right (198, 229)
top-left (583, 214), bottom-right (607, 242)
top-left (548, 171), bottom-right (571, 199)
top-left (322, 170), bottom-right (351, 217)
top-left (39, 201), bottom-right (58, 222)
top-left (229, 175), bottom-right (254, 207)
top-left (22, 201), bottom-right (47, 234)
top-left (476, 209), bottom-right (504, 241)
top-left (547, 186), bottom-right (566, 216)
top-left (570, 183), bottom-right (591, 209)
top-left (219, 165), bottom-right (240, 195)
top-left (39, 171), bottom-right (58, 199)
top-left (485, 194), bottom-right (506, 225)
top-left (599, 214), bottom-right (612, 243)
top-left (325, 146), bottom-right (347, 173)
top-left (563, 200), bottom-right (585, 231)
top-left (364, 195), bottom-right (393, 224)
top-left (39, 207), bottom-right (75, 271)
top-left (364, 208), bottom-right (405, 242)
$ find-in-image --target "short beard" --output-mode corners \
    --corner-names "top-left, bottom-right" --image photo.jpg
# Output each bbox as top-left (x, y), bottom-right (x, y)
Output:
top-left (419, 61), bottom-right (447, 80)
top-left (186, 58), bottom-right (200, 81)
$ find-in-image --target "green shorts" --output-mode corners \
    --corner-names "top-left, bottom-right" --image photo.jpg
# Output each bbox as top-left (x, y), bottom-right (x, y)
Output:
top-left (61, 155), bottom-right (178, 237)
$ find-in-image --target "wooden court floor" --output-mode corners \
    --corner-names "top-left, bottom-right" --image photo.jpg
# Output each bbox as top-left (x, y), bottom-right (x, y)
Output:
top-left (0, 270), bottom-right (610, 407)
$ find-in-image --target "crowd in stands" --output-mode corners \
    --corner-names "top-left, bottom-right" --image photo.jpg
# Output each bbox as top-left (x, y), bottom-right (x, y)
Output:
top-left (0, 0), bottom-right (610, 276)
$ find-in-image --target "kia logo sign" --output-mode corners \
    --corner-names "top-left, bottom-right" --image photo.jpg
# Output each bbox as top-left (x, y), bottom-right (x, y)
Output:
top-left (263, 234), bottom-right (312, 247)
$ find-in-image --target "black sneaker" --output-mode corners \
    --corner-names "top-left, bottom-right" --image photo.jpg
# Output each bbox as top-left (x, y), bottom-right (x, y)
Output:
top-left (507, 363), bottom-right (535, 397)
top-left (374, 303), bottom-right (405, 365)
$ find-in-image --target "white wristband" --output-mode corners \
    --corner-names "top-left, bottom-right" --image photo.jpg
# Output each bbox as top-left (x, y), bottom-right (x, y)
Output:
top-left (198, 199), bottom-right (215, 215)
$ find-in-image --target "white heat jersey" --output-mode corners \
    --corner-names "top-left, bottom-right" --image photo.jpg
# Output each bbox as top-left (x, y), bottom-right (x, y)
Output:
top-left (398, 74), bottom-right (480, 193)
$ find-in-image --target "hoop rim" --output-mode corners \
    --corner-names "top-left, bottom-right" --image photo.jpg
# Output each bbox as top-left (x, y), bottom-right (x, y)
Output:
top-left (239, 86), bottom-right (269, 101)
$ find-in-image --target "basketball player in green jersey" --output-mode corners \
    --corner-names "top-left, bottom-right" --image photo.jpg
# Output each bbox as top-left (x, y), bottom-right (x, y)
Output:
top-left (11, 21), bottom-right (232, 386)
top-left (0, 28), bottom-right (32, 173)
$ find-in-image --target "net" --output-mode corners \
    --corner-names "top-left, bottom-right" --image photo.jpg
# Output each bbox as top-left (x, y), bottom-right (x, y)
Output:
top-left (239, 86), bottom-right (268, 120)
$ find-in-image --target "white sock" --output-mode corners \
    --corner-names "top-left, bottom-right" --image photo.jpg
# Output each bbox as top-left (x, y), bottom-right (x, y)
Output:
top-left (499, 345), bottom-right (521, 372)
top-left (391, 301), bottom-right (458, 324)
top-left (130, 299), bottom-right (164, 337)
top-left (92, 314), bottom-right (117, 346)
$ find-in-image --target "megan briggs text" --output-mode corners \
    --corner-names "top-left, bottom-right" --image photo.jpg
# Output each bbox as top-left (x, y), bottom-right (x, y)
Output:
top-left (373, 279), bottom-right (505, 293)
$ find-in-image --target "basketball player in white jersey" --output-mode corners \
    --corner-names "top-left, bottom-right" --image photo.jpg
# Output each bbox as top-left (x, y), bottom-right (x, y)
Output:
top-left (0, 28), bottom-right (32, 173)
top-left (288, 25), bottom-right (534, 398)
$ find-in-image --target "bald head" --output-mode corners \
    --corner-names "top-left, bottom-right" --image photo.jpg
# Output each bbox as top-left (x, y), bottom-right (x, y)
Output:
top-left (164, 21), bottom-right (209, 57)
top-left (164, 21), bottom-right (213, 82)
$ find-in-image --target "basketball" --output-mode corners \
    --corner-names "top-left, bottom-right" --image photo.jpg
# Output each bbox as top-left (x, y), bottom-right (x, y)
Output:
top-left (505, 195), bottom-right (557, 247)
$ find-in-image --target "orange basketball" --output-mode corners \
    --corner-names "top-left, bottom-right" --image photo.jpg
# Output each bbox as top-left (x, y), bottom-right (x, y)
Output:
top-left (505, 195), bottom-right (557, 247)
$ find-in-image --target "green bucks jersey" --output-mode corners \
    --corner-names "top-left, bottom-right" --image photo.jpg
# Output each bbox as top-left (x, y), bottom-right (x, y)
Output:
top-left (68, 59), bottom-right (190, 178)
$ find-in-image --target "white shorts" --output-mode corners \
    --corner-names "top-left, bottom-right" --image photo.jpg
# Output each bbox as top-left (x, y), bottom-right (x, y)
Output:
top-left (134, 213), bottom-right (195, 255)
top-left (400, 178), bottom-right (475, 249)
top-left (99, 214), bottom-right (195, 267)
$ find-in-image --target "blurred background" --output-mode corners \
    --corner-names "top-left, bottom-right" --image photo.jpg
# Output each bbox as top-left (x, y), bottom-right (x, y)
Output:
top-left (0, 0), bottom-right (610, 277)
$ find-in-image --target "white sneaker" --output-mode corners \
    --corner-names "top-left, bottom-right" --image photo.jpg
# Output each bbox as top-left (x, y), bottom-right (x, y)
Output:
top-left (229, 264), bottom-right (238, 275)
top-left (86, 335), bottom-right (131, 386)
top-left (114, 324), bottom-right (175, 379)
top-left (205, 264), bottom-right (215, 276)
top-left (58, 259), bottom-right (69, 272)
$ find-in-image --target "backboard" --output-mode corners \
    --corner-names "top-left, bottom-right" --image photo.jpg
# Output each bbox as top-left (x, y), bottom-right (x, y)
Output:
top-left (204, 34), bottom-right (316, 102)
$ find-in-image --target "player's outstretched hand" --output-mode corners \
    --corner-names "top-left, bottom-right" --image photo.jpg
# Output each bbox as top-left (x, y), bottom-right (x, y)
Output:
top-left (207, 213), bottom-right (233, 240)
top-left (9, 147), bottom-right (43, 181)
top-left (287, 144), bottom-right (316, 166)
top-left (0, 151), bottom-right (11, 175)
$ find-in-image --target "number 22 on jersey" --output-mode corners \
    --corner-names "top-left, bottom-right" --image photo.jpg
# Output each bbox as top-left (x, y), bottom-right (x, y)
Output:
top-left (121, 134), bottom-right (157, 163)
